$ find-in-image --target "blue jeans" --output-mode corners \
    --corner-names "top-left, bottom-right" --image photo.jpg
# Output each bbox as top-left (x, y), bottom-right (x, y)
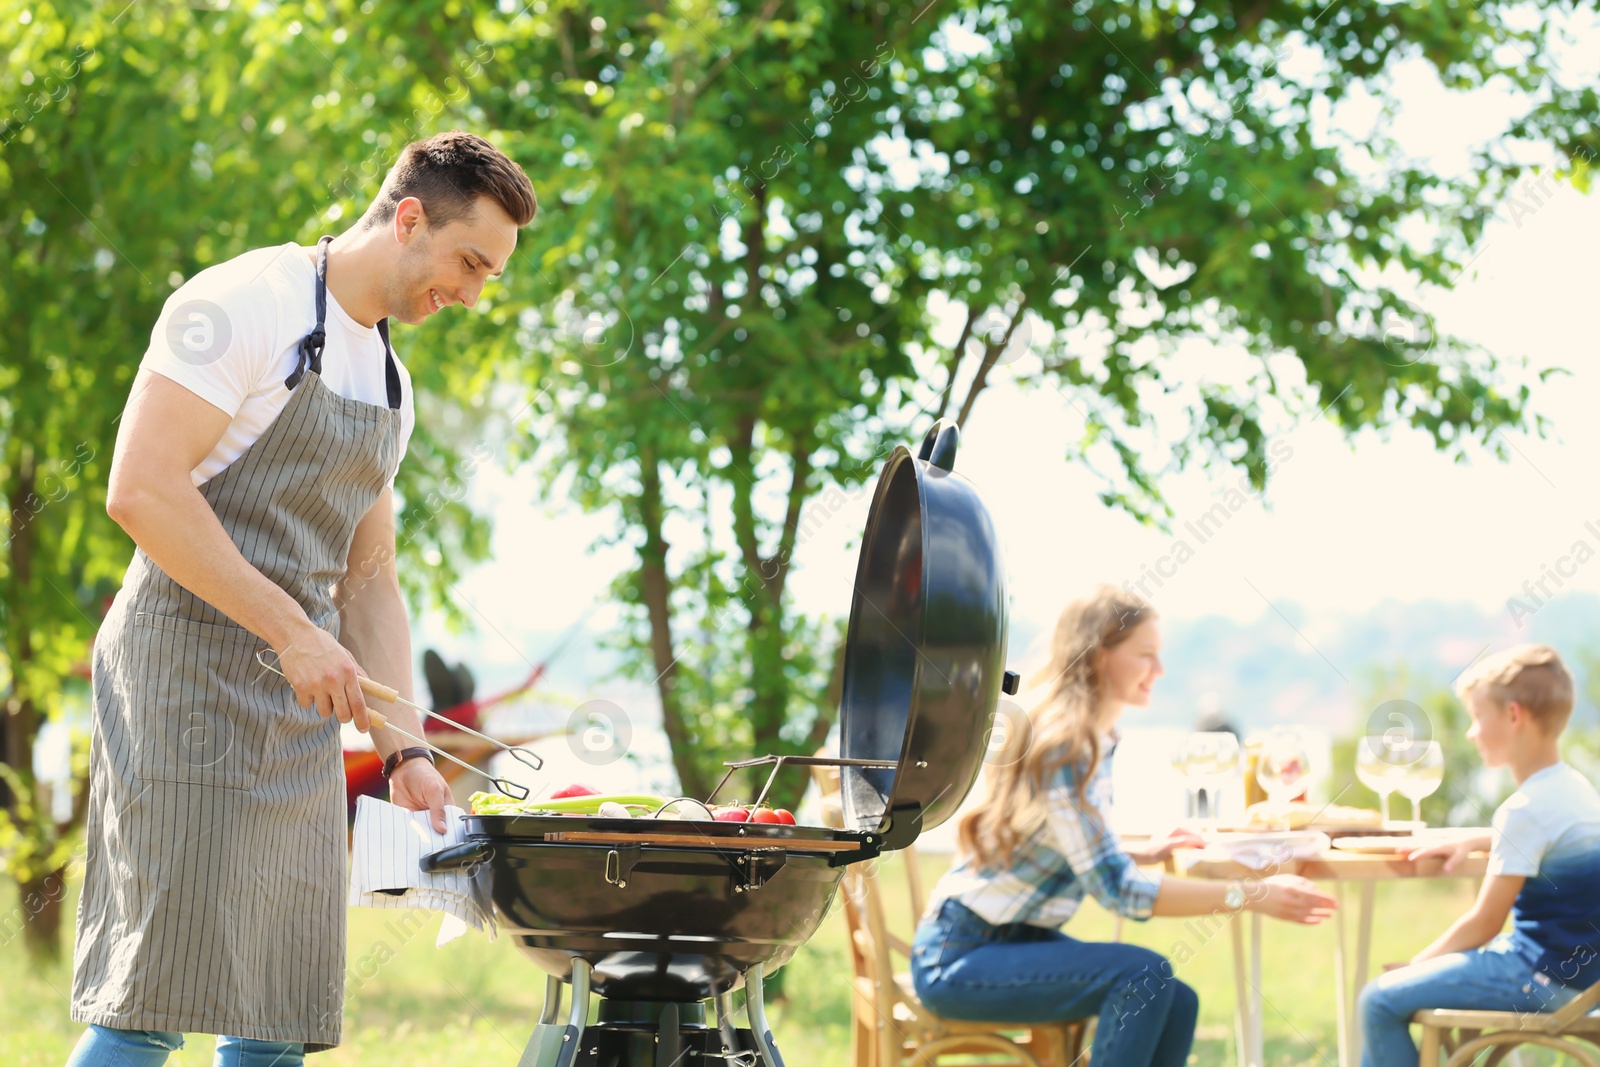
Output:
top-left (1359, 933), bottom-right (1582, 1067)
top-left (911, 898), bottom-right (1198, 1067)
top-left (66, 1025), bottom-right (306, 1066)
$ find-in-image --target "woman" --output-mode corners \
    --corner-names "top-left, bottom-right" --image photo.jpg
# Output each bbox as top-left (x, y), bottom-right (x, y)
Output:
top-left (911, 585), bottom-right (1337, 1067)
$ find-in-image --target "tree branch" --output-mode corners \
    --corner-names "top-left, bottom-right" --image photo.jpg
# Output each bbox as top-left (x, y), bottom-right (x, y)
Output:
top-left (637, 449), bottom-right (703, 796)
top-left (765, 432), bottom-right (813, 602)
top-left (932, 303), bottom-right (976, 422)
top-left (954, 294), bottom-right (1030, 429)
top-left (695, 0), bottom-right (786, 101)
top-left (727, 415), bottom-right (764, 588)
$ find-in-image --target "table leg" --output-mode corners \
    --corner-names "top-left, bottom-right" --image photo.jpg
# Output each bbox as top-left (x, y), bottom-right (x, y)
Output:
top-left (1332, 881), bottom-right (1376, 1067)
top-left (1231, 912), bottom-right (1254, 1067)
top-left (1252, 912), bottom-right (1265, 1063)
top-left (1335, 882), bottom-right (1350, 1067)
top-left (1350, 883), bottom-right (1375, 1063)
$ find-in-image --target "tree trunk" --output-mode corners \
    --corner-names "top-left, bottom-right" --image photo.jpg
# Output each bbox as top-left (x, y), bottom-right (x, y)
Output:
top-left (17, 864), bottom-right (69, 962)
top-left (727, 421), bottom-right (795, 805)
top-left (637, 455), bottom-right (707, 799)
top-left (4, 455), bottom-right (59, 960)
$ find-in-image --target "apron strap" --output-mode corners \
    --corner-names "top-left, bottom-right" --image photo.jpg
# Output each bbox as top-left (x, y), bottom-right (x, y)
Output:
top-left (285, 235), bottom-right (333, 391)
top-left (377, 317), bottom-right (402, 410)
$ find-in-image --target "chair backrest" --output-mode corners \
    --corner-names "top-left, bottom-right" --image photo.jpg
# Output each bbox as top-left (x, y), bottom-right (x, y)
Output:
top-left (844, 845), bottom-right (945, 1060)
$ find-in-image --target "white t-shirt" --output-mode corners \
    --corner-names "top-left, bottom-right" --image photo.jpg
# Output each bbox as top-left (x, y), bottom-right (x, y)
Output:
top-left (141, 242), bottom-right (415, 487)
top-left (1487, 760), bottom-right (1600, 986)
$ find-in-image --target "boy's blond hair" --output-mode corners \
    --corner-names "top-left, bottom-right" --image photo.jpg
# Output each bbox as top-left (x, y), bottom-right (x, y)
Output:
top-left (1455, 644), bottom-right (1575, 733)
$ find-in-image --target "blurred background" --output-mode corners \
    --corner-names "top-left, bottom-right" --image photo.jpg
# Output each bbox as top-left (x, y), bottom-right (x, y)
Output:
top-left (4, 0), bottom-right (1600, 1062)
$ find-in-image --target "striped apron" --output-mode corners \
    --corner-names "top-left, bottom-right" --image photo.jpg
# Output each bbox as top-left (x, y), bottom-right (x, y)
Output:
top-left (71, 237), bottom-right (403, 1051)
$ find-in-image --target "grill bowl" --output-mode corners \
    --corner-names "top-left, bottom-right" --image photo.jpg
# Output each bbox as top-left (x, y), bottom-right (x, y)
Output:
top-left (427, 815), bottom-right (879, 1000)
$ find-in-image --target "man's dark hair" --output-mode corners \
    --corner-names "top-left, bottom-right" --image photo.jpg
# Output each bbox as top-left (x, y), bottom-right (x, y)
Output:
top-left (365, 131), bottom-right (537, 231)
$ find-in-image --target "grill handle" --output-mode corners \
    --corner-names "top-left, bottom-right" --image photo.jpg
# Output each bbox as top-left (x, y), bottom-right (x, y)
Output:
top-left (917, 419), bottom-right (960, 472)
top-left (420, 840), bottom-right (493, 875)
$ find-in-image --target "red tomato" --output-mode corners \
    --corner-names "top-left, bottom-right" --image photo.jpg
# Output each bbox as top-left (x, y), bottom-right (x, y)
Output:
top-left (750, 808), bottom-right (783, 824)
top-left (550, 784), bottom-right (601, 799)
top-left (713, 806), bottom-right (750, 822)
top-left (773, 809), bottom-right (796, 825)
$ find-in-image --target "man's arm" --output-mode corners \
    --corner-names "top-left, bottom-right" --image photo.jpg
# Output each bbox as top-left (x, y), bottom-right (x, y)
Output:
top-left (1410, 874), bottom-right (1523, 964)
top-left (334, 486), bottom-right (452, 830)
top-left (108, 369), bottom-right (371, 725)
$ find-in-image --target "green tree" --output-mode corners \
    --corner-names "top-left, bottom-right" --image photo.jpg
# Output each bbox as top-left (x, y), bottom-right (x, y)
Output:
top-left (433, 0), bottom-right (1587, 804)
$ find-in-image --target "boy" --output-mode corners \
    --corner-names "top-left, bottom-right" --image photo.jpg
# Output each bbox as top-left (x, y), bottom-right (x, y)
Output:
top-left (1358, 644), bottom-right (1600, 1067)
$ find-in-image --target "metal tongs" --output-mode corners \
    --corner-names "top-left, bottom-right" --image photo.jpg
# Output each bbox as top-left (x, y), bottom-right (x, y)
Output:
top-left (254, 649), bottom-right (540, 800)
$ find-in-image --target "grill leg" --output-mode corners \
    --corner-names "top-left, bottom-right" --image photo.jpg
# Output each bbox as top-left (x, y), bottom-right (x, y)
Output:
top-left (654, 1002), bottom-right (681, 1067)
top-left (519, 959), bottom-right (591, 1067)
top-left (744, 963), bottom-right (787, 1067)
top-left (539, 973), bottom-right (562, 1026)
top-left (715, 989), bottom-right (743, 1063)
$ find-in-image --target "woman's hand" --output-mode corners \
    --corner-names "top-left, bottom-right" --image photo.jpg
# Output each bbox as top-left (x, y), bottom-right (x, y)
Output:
top-left (1248, 874), bottom-right (1338, 924)
top-left (1125, 826), bottom-right (1207, 865)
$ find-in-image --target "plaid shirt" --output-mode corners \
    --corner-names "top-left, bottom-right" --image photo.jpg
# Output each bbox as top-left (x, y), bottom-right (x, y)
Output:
top-left (926, 734), bottom-right (1163, 928)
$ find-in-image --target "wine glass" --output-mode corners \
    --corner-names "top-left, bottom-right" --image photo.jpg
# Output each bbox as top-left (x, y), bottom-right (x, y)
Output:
top-left (1393, 741), bottom-right (1444, 825)
top-left (1173, 732), bottom-right (1242, 829)
top-left (1355, 736), bottom-right (1403, 824)
top-left (1256, 734), bottom-right (1311, 831)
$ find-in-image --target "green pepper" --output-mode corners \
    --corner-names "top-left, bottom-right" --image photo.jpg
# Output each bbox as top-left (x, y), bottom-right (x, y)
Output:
top-left (470, 791), bottom-right (674, 816)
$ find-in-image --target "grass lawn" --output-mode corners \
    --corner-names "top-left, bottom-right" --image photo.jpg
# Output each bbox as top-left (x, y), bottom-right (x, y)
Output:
top-left (0, 850), bottom-right (1542, 1066)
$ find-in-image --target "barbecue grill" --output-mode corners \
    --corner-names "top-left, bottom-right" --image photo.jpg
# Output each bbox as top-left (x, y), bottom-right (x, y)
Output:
top-left (421, 419), bottom-right (1015, 1067)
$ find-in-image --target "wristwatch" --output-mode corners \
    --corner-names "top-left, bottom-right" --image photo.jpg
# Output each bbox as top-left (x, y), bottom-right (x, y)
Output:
top-left (381, 746), bottom-right (435, 779)
top-left (1224, 882), bottom-right (1246, 911)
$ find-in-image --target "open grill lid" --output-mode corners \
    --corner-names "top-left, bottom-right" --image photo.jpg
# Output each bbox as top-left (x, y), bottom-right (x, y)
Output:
top-left (838, 420), bottom-right (1015, 848)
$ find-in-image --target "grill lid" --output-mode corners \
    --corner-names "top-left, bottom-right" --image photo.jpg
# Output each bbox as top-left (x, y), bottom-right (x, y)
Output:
top-left (837, 420), bottom-right (1016, 848)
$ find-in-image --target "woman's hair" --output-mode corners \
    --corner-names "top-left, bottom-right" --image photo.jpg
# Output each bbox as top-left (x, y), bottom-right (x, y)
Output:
top-left (955, 584), bottom-right (1156, 872)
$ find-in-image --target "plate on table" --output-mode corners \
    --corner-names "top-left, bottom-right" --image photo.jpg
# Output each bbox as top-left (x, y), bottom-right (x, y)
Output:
top-left (1224, 803), bottom-right (1390, 836)
top-left (1331, 836), bottom-right (1432, 854)
top-left (1193, 831), bottom-right (1331, 869)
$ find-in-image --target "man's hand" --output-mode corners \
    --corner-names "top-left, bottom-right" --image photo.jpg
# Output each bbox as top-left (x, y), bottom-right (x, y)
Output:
top-left (276, 624), bottom-right (372, 732)
top-left (1126, 826), bottom-right (1207, 865)
top-left (390, 759), bottom-right (452, 833)
top-left (1248, 874), bottom-right (1338, 924)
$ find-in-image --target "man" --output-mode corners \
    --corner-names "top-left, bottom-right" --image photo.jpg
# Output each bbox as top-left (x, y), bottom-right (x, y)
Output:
top-left (67, 132), bottom-right (537, 1067)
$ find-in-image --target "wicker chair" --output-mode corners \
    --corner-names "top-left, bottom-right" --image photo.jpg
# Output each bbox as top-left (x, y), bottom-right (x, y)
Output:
top-left (811, 756), bottom-right (1090, 1067)
top-left (1413, 979), bottom-right (1600, 1067)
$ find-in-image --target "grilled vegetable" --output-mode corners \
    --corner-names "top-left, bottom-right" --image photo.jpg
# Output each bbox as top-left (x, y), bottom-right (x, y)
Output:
top-left (550, 783), bottom-right (602, 799)
top-left (470, 791), bottom-right (672, 816)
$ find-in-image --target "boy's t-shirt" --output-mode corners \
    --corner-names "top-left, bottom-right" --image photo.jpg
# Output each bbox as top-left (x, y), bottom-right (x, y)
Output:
top-left (1488, 760), bottom-right (1600, 988)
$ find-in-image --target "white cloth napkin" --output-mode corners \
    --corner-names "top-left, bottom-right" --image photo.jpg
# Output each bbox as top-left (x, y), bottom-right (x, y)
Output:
top-left (348, 795), bottom-right (497, 946)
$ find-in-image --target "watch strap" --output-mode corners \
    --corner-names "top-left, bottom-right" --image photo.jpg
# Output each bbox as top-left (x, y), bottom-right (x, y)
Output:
top-left (382, 746), bottom-right (435, 779)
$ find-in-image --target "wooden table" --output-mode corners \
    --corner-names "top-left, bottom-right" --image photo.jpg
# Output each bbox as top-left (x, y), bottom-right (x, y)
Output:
top-left (1176, 845), bottom-right (1489, 1067)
